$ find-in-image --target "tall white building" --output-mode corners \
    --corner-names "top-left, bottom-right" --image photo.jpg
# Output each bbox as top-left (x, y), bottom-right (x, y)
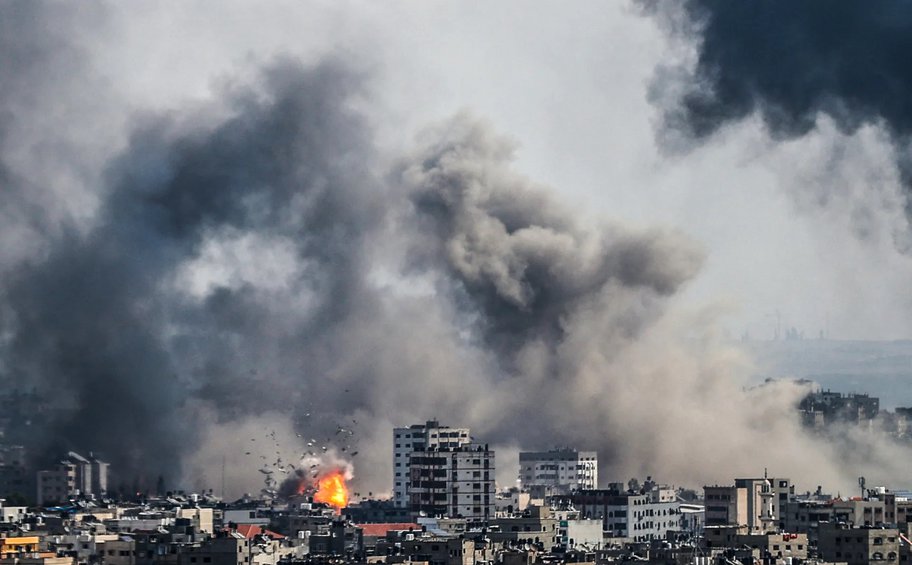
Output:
top-left (393, 421), bottom-right (471, 508)
top-left (519, 448), bottom-right (597, 495)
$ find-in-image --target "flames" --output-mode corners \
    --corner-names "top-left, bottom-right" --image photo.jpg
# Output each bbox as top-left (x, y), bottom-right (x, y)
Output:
top-left (312, 470), bottom-right (349, 510)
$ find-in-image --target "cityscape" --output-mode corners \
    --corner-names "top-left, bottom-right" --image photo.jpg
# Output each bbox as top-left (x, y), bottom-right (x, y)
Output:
top-left (5, 3), bottom-right (912, 565)
top-left (2, 385), bottom-right (912, 565)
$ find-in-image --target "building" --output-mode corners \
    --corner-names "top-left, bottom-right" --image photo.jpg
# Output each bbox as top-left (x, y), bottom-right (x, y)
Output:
top-left (817, 522), bottom-right (899, 565)
top-left (0, 537), bottom-right (40, 558)
top-left (179, 533), bottom-right (249, 565)
top-left (408, 444), bottom-right (494, 521)
top-left (704, 526), bottom-right (808, 564)
top-left (800, 390), bottom-right (880, 430)
top-left (488, 506), bottom-right (560, 550)
top-left (560, 480), bottom-right (682, 542)
top-left (393, 421), bottom-right (471, 509)
top-left (704, 475), bottom-right (793, 533)
top-left (36, 452), bottom-right (109, 505)
top-left (375, 534), bottom-right (491, 565)
top-left (37, 462), bottom-right (77, 506)
top-left (518, 449), bottom-right (597, 496)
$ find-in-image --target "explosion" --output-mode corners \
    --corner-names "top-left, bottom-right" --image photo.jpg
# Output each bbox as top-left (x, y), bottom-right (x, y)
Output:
top-left (313, 470), bottom-right (349, 510)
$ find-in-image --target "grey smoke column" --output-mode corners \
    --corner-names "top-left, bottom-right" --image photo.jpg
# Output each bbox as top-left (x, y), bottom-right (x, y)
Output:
top-left (2, 56), bottom-right (383, 486)
top-left (403, 116), bottom-right (703, 365)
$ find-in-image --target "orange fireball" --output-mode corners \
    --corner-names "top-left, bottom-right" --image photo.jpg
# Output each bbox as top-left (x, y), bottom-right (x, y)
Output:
top-left (313, 471), bottom-right (349, 510)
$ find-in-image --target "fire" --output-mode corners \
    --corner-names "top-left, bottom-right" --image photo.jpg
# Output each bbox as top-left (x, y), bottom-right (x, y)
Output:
top-left (313, 470), bottom-right (349, 510)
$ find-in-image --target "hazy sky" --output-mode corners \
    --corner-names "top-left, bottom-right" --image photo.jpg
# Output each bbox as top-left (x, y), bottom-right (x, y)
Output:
top-left (74, 1), bottom-right (912, 341)
top-left (5, 1), bottom-right (912, 498)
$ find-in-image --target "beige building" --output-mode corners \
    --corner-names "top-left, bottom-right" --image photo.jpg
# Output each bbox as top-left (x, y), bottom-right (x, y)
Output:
top-left (704, 476), bottom-right (793, 532)
top-left (818, 522), bottom-right (899, 565)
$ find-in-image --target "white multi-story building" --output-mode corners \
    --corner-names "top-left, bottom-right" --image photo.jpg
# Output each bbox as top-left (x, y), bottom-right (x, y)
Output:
top-left (392, 421), bottom-right (471, 508)
top-left (519, 448), bottom-right (597, 495)
top-left (563, 481), bottom-right (681, 542)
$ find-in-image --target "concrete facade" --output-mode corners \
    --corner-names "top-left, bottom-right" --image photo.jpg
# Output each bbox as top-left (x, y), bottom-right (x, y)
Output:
top-left (518, 449), bottom-right (597, 495)
top-left (393, 422), bottom-right (471, 509)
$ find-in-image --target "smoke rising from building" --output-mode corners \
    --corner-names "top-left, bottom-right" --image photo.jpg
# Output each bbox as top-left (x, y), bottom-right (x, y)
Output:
top-left (2, 2), bottom-right (912, 499)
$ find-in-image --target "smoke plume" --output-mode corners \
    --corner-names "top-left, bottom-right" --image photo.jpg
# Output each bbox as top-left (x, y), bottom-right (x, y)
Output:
top-left (3, 2), bottom-right (912, 501)
top-left (643, 0), bottom-right (912, 248)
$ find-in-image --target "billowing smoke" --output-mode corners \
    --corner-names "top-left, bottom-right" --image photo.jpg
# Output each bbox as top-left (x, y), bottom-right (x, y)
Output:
top-left (3, 2), bottom-right (912, 501)
top-left (645, 1), bottom-right (912, 141)
top-left (642, 0), bottom-right (912, 248)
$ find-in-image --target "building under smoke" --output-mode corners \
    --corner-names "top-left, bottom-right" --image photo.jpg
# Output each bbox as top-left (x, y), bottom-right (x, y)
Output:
top-left (555, 479), bottom-right (680, 543)
top-left (704, 476), bottom-right (794, 533)
top-left (36, 451), bottom-right (108, 505)
top-left (518, 448), bottom-right (597, 496)
top-left (800, 390), bottom-right (880, 430)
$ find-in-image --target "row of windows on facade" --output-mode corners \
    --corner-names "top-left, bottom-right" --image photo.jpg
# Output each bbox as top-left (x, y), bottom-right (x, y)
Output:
top-left (524, 463), bottom-right (594, 471)
top-left (629, 521), bottom-right (680, 531)
top-left (396, 459), bottom-right (489, 466)
top-left (593, 507), bottom-right (679, 518)
top-left (834, 536), bottom-right (897, 545)
top-left (833, 552), bottom-right (896, 561)
top-left (395, 431), bottom-right (468, 439)
top-left (396, 471), bottom-right (489, 478)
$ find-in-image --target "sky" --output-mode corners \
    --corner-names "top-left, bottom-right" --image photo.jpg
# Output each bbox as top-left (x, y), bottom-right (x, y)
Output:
top-left (3, 1), bottom-right (912, 499)
top-left (89, 2), bottom-right (912, 341)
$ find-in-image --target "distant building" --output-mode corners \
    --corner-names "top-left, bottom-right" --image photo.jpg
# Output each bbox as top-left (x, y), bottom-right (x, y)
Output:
top-left (36, 452), bottom-right (109, 505)
top-left (800, 390), bottom-right (879, 430)
top-left (518, 448), bottom-right (597, 496)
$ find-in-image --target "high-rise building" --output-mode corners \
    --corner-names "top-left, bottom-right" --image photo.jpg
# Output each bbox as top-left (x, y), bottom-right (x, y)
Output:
top-left (392, 421), bottom-right (471, 508)
top-left (518, 448), bottom-right (597, 495)
top-left (408, 443), bottom-right (495, 521)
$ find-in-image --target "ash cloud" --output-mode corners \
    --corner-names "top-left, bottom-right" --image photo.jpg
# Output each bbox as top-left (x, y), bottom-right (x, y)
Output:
top-left (402, 115), bottom-right (704, 368)
top-left (1, 51), bottom-right (384, 487)
top-left (3, 3), bottom-right (911, 500)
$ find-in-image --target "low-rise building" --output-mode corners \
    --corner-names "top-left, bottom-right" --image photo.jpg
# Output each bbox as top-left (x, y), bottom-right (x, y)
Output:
top-left (817, 522), bottom-right (899, 565)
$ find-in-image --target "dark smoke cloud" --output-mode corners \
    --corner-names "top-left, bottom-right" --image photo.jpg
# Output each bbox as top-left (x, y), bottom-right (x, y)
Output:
top-left (647, 1), bottom-right (912, 141)
top-left (642, 1), bottom-right (912, 252)
top-left (2, 53), bottom-right (384, 485)
top-left (403, 115), bottom-right (703, 365)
